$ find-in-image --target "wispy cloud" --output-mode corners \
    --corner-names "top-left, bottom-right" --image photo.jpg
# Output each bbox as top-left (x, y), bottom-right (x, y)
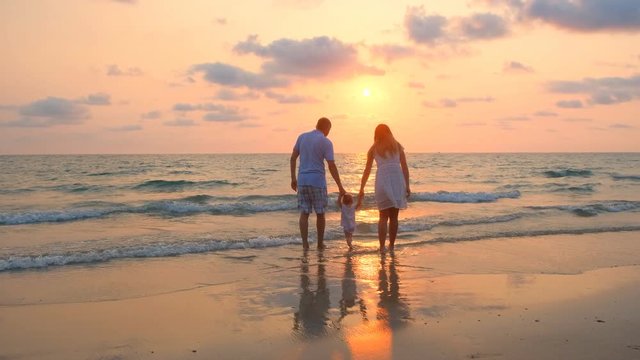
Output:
top-left (141, 111), bottom-right (162, 120)
top-left (214, 17), bottom-right (227, 25)
top-left (164, 119), bottom-right (197, 127)
top-left (610, 123), bottom-right (634, 129)
top-left (108, 124), bottom-right (142, 132)
top-left (556, 100), bottom-right (584, 108)
top-left (233, 35), bottom-right (384, 78)
top-left (215, 89), bottom-right (261, 101)
top-left (264, 91), bottom-right (318, 104)
top-left (369, 44), bottom-right (416, 63)
top-left (424, 96), bottom-right (495, 108)
top-left (2, 97), bottom-right (90, 127)
top-left (458, 13), bottom-right (510, 39)
top-left (533, 110), bottom-right (558, 117)
top-left (548, 75), bottom-right (640, 105)
top-left (107, 64), bottom-right (143, 77)
top-left (405, 6), bottom-right (510, 46)
top-left (190, 62), bottom-right (288, 89)
top-left (482, 0), bottom-right (640, 32)
top-left (76, 93), bottom-right (111, 106)
top-left (522, 0), bottom-right (640, 32)
top-left (407, 81), bottom-right (426, 89)
top-left (503, 61), bottom-right (534, 73)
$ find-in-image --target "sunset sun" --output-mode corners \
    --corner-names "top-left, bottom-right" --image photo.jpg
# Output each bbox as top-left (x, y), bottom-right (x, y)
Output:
top-left (362, 88), bottom-right (371, 97)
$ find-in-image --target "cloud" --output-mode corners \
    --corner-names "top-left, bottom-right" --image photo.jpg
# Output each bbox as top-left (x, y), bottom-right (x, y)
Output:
top-left (548, 75), bottom-right (640, 105)
top-left (264, 91), bottom-right (318, 104)
top-left (214, 18), bottom-right (227, 25)
top-left (458, 13), bottom-right (510, 39)
top-left (164, 119), bottom-right (197, 127)
top-left (369, 44), bottom-right (416, 63)
top-left (108, 124), bottom-right (142, 132)
top-left (425, 96), bottom-right (495, 108)
top-left (556, 100), bottom-right (584, 108)
top-left (215, 89), bottom-right (261, 101)
top-left (141, 111), bottom-right (162, 120)
top-left (190, 62), bottom-right (288, 89)
top-left (233, 35), bottom-right (384, 78)
top-left (2, 97), bottom-right (90, 127)
top-left (405, 6), bottom-right (510, 45)
top-left (533, 110), bottom-right (558, 116)
top-left (190, 104), bottom-right (252, 122)
top-left (107, 64), bottom-right (143, 77)
top-left (503, 61), bottom-right (534, 73)
top-left (610, 123), bottom-right (634, 129)
top-left (405, 6), bottom-right (449, 44)
top-left (109, 0), bottom-right (136, 3)
top-left (407, 81), bottom-right (426, 89)
top-left (172, 102), bottom-right (243, 113)
top-left (522, 0), bottom-right (640, 32)
top-left (76, 93), bottom-right (111, 106)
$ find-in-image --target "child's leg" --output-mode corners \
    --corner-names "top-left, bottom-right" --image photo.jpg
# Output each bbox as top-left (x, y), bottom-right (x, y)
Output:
top-left (344, 231), bottom-right (353, 248)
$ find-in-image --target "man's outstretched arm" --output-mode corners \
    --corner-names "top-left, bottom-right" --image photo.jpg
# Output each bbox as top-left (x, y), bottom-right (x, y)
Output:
top-left (327, 160), bottom-right (346, 195)
top-left (290, 149), bottom-right (299, 192)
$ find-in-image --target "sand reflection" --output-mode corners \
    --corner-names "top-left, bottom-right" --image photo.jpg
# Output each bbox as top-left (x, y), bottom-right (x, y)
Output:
top-left (293, 250), bottom-right (330, 339)
top-left (344, 251), bottom-right (411, 359)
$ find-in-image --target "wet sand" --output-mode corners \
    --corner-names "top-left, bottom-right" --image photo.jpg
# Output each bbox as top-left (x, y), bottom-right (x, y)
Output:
top-left (1, 231), bottom-right (640, 360)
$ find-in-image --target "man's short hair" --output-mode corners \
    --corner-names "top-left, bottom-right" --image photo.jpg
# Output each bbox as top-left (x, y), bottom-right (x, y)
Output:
top-left (316, 117), bottom-right (331, 131)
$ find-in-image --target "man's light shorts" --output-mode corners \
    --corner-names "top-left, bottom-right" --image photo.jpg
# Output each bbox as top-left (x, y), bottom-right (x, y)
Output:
top-left (297, 185), bottom-right (328, 214)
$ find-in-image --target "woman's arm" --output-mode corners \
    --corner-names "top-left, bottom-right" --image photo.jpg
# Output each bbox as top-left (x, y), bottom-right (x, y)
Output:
top-left (400, 148), bottom-right (411, 198)
top-left (357, 148), bottom-right (374, 208)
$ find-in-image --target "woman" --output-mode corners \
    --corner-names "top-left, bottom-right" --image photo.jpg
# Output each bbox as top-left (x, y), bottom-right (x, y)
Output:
top-left (357, 124), bottom-right (411, 251)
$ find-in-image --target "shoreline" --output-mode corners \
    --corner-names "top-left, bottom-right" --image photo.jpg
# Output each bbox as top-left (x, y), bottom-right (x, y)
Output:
top-left (1, 231), bottom-right (640, 359)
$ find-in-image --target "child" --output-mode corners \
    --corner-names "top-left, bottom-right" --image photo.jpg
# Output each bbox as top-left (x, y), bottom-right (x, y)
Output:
top-left (338, 193), bottom-right (356, 249)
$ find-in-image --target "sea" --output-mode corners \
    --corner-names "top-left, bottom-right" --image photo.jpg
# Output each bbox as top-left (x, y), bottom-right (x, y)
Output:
top-left (1, 153), bottom-right (639, 272)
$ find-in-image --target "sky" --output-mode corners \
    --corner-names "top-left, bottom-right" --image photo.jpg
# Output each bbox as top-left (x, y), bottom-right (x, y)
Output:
top-left (1, 0), bottom-right (639, 154)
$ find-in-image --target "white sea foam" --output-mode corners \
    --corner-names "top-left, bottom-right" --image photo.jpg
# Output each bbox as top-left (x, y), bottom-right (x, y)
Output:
top-left (411, 190), bottom-right (521, 203)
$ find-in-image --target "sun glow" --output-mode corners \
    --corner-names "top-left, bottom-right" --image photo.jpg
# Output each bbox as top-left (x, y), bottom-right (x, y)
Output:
top-left (362, 88), bottom-right (371, 97)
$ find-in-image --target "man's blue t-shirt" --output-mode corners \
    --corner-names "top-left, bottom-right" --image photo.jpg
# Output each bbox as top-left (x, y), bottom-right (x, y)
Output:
top-left (294, 129), bottom-right (334, 188)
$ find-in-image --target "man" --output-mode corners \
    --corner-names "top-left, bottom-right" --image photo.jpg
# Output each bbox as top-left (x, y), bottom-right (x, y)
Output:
top-left (290, 117), bottom-right (346, 249)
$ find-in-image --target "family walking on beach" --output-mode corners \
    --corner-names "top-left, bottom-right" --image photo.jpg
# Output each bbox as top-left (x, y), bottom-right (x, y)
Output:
top-left (290, 117), bottom-right (411, 251)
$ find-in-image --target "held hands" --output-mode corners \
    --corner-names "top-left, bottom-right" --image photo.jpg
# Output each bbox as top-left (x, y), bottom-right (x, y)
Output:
top-left (356, 190), bottom-right (365, 209)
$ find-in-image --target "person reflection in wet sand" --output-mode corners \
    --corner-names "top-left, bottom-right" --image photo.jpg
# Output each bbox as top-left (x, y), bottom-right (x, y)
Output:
top-left (377, 251), bottom-right (411, 328)
top-left (293, 250), bottom-right (331, 338)
top-left (339, 252), bottom-right (368, 323)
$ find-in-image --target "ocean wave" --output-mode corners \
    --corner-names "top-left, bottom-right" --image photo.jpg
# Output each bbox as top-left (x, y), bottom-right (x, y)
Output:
top-left (133, 179), bottom-right (240, 191)
top-left (0, 236), bottom-right (301, 271)
top-left (3, 224), bottom-right (640, 272)
top-left (611, 174), bottom-right (640, 181)
top-left (0, 195), bottom-right (298, 225)
top-left (408, 225), bottom-right (640, 247)
top-left (411, 190), bottom-right (521, 203)
top-left (528, 200), bottom-right (640, 217)
top-left (543, 169), bottom-right (593, 178)
top-left (549, 183), bottom-right (597, 193)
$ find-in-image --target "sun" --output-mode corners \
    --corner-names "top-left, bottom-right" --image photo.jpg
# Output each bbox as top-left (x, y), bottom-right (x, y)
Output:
top-left (362, 88), bottom-right (371, 97)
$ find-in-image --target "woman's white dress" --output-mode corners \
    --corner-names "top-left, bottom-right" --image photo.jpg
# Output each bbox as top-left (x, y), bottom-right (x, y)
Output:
top-left (374, 150), bottom-right (407, 210)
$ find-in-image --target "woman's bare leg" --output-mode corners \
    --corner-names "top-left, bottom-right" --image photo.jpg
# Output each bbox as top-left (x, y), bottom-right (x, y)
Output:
top-left (388, 208), bottom-right (399, 249)
top-left (378, 209), bottom-right (390, 250)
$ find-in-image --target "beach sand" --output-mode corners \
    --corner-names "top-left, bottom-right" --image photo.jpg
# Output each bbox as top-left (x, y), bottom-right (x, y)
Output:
top-left (1, 231), bottom-right (640, 360)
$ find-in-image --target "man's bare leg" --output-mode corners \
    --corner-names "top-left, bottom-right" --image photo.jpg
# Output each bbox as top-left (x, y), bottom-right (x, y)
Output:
top-left (300, 212), bottom-right (310, 249)
top-left (316, 213), bottom-right (326, 249)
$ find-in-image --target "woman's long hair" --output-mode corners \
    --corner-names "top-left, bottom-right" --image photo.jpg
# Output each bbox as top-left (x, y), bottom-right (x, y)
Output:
top-left (373, 124), bottom-right (401, 157)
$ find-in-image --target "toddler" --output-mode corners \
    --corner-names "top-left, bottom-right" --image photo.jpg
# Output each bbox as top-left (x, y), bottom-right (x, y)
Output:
top-left (338, 193), bottom-right (356, 249)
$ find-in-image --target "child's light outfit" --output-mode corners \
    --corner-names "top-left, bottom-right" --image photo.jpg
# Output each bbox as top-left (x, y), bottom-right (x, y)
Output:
top-left (340, 204), bottom-right (356, 233)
